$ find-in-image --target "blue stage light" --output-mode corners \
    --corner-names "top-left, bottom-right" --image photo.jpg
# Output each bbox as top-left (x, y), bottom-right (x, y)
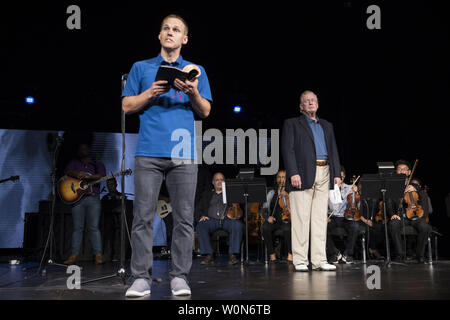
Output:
top-left (25, 96), bottom-right (34, 104)
top-left (233, 106), bottom-right (241, 113)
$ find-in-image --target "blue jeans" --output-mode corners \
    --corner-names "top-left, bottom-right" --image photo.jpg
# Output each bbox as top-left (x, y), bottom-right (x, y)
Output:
top-left (130, 157), bottom-right (197, 285)
top-left (71, 195), bottom-right (102, 255)
top-left (197, 217), bottom-right (244, 255)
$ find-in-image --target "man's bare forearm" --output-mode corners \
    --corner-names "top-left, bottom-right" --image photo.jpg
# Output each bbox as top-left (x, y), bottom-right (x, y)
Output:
top-left (189, 92), bottom-right (211, 118)
top-left (122, 89), bottom-right (152, 114)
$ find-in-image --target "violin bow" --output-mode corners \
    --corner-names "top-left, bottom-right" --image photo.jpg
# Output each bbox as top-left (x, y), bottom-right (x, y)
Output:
top-left (352, 175), bottom-right (361, 187)
top-left (405, 159), bottom-right (419, 187)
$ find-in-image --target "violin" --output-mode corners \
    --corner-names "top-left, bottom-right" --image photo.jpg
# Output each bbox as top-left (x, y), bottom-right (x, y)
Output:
top-left (226, 203), bottom-right (243, 220)
top-left (375, 200), bottom-right (385, 224)
top-left (278, 186), bottom-right (291, 221)
top-left (402, 159), bottom-right (424, 220)
top-left (404, 191), bottom-right (424, 220)
top-left (248, 202), bottom-right (264, 240)
top-left (344, 175), bottom-right (361, 221)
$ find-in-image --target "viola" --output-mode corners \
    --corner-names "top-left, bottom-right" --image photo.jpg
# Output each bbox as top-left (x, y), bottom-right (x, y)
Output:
top-left (226, 203), bottom-right (243, 220)
top-left (344, 175), bottom-right (361, 221)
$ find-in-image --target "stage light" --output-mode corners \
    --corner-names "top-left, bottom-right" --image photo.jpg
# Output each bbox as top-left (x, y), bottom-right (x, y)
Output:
top-left (233, 106), bottom-right (241, 113)
top-left (25, 96), bottom-right (35, 104)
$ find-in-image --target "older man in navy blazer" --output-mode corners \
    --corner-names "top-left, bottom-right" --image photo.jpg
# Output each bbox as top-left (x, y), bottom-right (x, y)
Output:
top-left (282, 90), bottom-right (341, 271)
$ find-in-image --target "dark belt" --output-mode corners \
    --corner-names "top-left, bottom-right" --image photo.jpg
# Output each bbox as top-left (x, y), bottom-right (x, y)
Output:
top-left (316, 160), bottom-right (328, 166)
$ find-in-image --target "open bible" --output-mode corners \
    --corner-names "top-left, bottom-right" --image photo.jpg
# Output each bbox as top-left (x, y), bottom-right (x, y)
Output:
top-left (155, 64), bottom-right (201, 86)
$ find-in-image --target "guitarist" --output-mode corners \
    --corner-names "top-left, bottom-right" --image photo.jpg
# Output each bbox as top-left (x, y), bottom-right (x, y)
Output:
top-left (64, 143), bottom-right (106, 265)
top-left (388, 159), bottom-right (432, 263)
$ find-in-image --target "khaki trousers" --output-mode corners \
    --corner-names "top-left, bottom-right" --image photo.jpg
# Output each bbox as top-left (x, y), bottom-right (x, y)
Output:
top-left (289, 165), bottom-right (330, 268)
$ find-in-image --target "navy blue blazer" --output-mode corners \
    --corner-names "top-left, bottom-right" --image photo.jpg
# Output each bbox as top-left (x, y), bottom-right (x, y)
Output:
top-left (281, 114), bottom-right (341, 193)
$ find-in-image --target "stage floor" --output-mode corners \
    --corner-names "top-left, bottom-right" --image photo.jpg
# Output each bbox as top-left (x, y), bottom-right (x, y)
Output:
top-left (0, 257), bottom-right (449, 300)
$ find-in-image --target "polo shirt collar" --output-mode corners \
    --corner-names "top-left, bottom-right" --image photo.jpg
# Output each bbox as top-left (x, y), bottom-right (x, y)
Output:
top-left (157, 53), bottom-right (183, 66)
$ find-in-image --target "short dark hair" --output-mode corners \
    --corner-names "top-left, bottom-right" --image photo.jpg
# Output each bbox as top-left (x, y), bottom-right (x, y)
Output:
top-left (161, 14), bottom-right (189, 35)
top-left (411, 177), bottom-right (422, 187)
top-left (395, 159), bottom-right (411, 170)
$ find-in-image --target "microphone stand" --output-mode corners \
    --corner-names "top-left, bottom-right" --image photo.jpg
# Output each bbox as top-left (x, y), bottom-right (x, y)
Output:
top-left (35, 135), bottom-right (68, 275)
top-left (81, 74), bottom-right (131, 286)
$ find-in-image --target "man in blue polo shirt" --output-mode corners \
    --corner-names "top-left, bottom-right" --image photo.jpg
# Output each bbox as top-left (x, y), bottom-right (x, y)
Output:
top-left (122, 14), bottom-right (212, 297)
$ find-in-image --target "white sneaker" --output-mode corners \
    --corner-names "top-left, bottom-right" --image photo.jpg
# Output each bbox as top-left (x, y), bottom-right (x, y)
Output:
top-left (313, 263), bottom-right (337, 271)
top-left (125, 279), bottom-right (151, 297)
top-left (294, 264), bottom-right (309, 272)
top-left (171, 277), bottom-right (192, 296)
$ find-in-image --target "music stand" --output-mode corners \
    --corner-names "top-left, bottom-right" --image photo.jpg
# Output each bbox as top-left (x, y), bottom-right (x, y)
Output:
top-left (360, 173), bottom-right (406, 267)
top-left (224, 176), bottom-right (266, 264)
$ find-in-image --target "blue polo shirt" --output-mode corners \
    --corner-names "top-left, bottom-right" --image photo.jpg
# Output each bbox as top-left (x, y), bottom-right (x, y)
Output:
top-left (122, 54), bottom-right (212, 160)
top-left (305, 116), bottom-right (328, 160)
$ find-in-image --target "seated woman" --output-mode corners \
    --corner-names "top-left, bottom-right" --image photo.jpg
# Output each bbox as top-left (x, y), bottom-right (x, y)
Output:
top-left (262, 170), bottom-right (292, 262)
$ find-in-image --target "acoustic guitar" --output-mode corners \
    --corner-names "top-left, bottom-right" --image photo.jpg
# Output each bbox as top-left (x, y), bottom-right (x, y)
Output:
top-left (58, 169), bottom-right (132, 204)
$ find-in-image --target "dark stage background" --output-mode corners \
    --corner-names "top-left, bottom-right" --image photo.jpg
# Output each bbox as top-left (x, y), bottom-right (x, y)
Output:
top-left (1, 2), bottom-right (449, 254)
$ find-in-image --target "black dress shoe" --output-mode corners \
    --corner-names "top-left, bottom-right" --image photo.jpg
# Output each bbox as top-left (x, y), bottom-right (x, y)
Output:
top-left (201, 254), bottom-right (214, 265)
top-left (229, 254), bottom-right (239, 265)
top-left (368, 249), bottom-right (384, 260)
top-left (416, 257), bottom-right (426, 264)
top-left (393, 255), bottom-right (406, 262)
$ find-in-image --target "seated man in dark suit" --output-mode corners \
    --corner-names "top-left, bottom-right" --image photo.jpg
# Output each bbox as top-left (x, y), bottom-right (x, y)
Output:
top-left (196, 172), bottom-right (244, 265)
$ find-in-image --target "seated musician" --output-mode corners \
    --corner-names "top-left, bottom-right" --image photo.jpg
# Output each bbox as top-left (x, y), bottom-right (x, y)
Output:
top-left (388, 159), bottom-right (432, 263)
top-left (196, 172), bottom-right (244, 265)
top-left (262, 170), bottom-right (292, 262)
top-left (411, 178), bottom-right (433, 219)
top-left (64, 143), bottom-right (106, 265)
top-left (326, 166), bottom-right (371, 264)
top-left (101, 178), bottom-right (125, 262)
top-left (360, 197), bottom-right (385, 260)
top-left (406, 177), bottom-right (432, 259)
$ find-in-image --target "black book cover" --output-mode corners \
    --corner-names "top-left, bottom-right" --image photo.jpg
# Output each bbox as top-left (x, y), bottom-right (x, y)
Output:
top-left (154, 65), bottom-right (200, 86)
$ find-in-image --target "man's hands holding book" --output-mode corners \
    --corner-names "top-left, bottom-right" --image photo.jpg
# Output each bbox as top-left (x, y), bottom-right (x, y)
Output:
top-left (173, 77), bottom-right (199, 97)
top-left (147, 78), bottom-right (199, 99)
top-left (148, 80), bottom-right (171, 99)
